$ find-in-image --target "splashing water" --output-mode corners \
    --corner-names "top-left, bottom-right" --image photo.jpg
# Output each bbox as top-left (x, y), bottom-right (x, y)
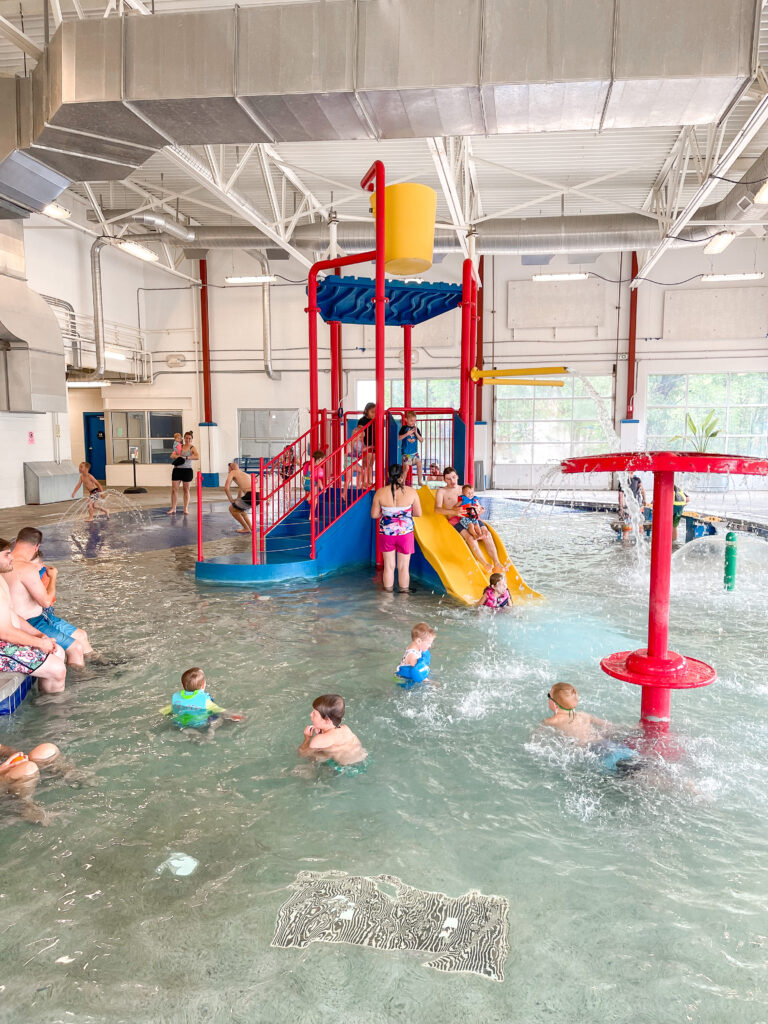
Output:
top-left (55, 489), bottom-right (151, 529)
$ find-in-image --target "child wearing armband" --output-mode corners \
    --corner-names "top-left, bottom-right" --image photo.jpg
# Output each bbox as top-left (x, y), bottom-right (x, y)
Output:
top-left (161, 667), bottom-right (244, 731)
top-left (395, 622), bottom-right (436, 689)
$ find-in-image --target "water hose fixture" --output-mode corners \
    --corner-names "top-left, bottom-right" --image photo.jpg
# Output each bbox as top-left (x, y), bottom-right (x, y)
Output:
top-left (724, 531), bottom-right (738, 592)
top-left (560, 452), bottom-right (768, 737)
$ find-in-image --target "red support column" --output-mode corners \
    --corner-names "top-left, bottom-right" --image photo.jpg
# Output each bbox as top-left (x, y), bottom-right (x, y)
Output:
top-left (361, 161), bottom-right (387, 493)
top-left (466, 273), bottom-right (479, 486)
top-left (459, 258), bottom-right (472, 428)
top-left (196, 471), bottom-right (203, 562)
top-left (626, 251), bottom-right (638, 419)
top-left (251, 472), bottom-right (258, 565)
top-left (198, 259), bottom-right (213, 424)
top-left (403, 324), bottom-right (412, 408)
top-left (259, 458), bottom-right (265, 557)
top-left (475, 255), bottom-right (484, 418)
top-left (640, 469), bottom-right (675, 726)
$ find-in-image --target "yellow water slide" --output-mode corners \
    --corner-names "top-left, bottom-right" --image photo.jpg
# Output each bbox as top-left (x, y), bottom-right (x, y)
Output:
top-left (413, 487), bottom-right (541, 606)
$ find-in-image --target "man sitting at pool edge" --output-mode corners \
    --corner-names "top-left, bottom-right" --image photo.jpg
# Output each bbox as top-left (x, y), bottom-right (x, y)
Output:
top-left (298, 694), bottom-right (366, 768)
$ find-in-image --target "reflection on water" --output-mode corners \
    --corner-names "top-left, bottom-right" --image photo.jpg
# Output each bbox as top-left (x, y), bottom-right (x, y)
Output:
top-left (1, 503), bottom-right (767, 1023)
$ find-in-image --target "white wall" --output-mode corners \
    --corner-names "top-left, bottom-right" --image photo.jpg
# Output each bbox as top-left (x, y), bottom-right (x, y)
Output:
top-left (0, 411), bottom-right (71, 508)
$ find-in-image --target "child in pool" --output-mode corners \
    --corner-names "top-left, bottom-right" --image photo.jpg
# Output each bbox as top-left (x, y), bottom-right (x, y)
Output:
top-left (458, 484), bottom-right (485, 540)
top-left (0, 742), bottom-right (68, 824)
top-left (71, 461), bottom-right (110, 522)
top-left (161, 667), bottom-right (244, 729)
top-left (541, 683), bottom-right (639, 772)
top-left (481, 572), bottom-right (510, 609)
top-left (395, 622), bottom-right (436, 688)
top-left (298, 694), bottom-right (366, 767)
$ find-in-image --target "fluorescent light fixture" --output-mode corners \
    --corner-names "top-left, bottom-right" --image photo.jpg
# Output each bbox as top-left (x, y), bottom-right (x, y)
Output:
top-left (703, 231), bottom-right (735, 255)
top-left (117, 240), bottom-right (159, 262)
top-left (42, 202), bottom-right (71, 220)
top-left (700, 271), bottom-right (764, 283)
top-left (532, 272), bottom-right (590, 282)
top-left (754, 181), bottom-right (768, 204)
top-left (66, 381), bottom-right (112, 389)
top-left (224, 275), bottom-right (276, 285)
top-left (105, 349), bottom-right (128, 361)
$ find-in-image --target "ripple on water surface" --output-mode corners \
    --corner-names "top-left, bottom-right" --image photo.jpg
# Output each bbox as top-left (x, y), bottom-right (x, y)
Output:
top-left (0, 505), bottom-right (767, 1023)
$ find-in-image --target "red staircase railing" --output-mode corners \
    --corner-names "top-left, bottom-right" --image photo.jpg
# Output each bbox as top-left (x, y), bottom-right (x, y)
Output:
top-left (310, 426), bottom-right (372, 557)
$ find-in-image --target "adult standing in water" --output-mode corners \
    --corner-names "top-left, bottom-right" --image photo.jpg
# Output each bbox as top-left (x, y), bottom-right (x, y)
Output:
top-left (356, 402), bottom-right (376, 488)
top-left (371, 464), bottom-right (422, 593)
top-left (168, 431), bottom-right (199, 515)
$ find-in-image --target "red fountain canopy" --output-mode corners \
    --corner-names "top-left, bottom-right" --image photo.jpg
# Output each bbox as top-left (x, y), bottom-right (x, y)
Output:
top-left (562, 451), bottom-right (768, 476)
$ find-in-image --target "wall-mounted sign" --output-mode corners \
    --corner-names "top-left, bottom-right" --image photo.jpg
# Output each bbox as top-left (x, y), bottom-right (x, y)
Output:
top-left (129, 446), bottom-right (139, 461)
top-left (97, 431), bottom-right (105, 440)
top-left (27, 432), bottom-right (34, 444)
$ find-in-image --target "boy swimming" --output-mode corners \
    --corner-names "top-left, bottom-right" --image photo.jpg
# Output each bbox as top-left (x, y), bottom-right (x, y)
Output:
top-left (298, 694), bottom-right (366, 767)
top-left (541, 682), bottom-right (639, 773)
top-left (395, 622), bottom-right (436, 688)
top-left (161, 667), bottom-right (244, 730)
top-left (71, 462), bottom-right (110, 522)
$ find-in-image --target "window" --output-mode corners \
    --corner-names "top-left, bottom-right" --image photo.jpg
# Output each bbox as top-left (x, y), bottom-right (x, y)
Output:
top-left (493, 374), bottom-right (614, 465)
top-left (355, 378), bottom-right (460, 410)
top-left (646, 372), bottom-right (768, 456)
top-left (110, 410), bottom-right (183, 464)
top-left (238, 409), bottom-right (299, 460)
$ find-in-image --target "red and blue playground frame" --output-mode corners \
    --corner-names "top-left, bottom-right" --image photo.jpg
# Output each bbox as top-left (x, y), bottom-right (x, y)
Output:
top-left (195, 159), bottom-right (482, 586)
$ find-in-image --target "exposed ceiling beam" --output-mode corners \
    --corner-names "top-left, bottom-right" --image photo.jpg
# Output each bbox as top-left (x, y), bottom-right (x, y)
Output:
top-left (427, 137), bottom-right (469, 258)
top-left (50, 0), bottom-right (63, 30)
top-left (0, 14), bottom-right (43, 58)
top-left (69, 0), bottom-right (85, 18)
top-left (636, 91), bottom-right (768, 284)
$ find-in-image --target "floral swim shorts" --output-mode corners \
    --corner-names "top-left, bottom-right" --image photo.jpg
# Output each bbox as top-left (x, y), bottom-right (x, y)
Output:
top-left (0, 640), bottom-right (47, 675)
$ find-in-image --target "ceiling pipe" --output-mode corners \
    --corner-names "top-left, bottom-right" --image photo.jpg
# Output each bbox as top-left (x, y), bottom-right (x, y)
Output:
top-left (247, 250), bottom-right (280, 381)
top-left (88, 237), bottom-right (109, 381)
top-left (131, 212), bottom-right (195, 242)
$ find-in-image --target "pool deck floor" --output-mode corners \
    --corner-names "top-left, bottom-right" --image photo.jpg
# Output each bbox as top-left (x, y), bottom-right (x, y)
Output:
top-left (2, 485), bottom-right (768, 562)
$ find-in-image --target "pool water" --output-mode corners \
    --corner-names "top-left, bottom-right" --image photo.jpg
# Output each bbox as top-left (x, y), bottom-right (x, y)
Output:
top-left (1, 500), bottom-right (767, 1024)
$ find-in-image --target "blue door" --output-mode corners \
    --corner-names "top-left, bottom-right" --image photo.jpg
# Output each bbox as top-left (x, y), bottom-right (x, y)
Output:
top-left (83, 412), bottom-right (107, 480)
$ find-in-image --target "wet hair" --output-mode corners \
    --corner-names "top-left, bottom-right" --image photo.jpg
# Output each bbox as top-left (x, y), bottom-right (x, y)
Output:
top-left (313, 694), bottom-right (345, 728)
top-left (387, 463), bottom-right (405, 499)
top-left (363, 402), bottom-right (375, 416)
top-left (443, 466), bottom-right (457, 479)
top-left (404, 409), bottom-right (416, 420)
top-left (489, 572), bottom-right (504, 587)
top-left (462, 484), bottom-right (473, 493)
top-left (181, 667), bottom-right (206, 692)
top-left (16, 527), bottom-right (42, 547)
top-left (0, 538), bottom-right (9, 553)
top-left (549, 682), bottom-right (578, 709)
top-left (411, 622), bottom-right (436, 642)
top-left (81, 461), bottom-right (91, 471)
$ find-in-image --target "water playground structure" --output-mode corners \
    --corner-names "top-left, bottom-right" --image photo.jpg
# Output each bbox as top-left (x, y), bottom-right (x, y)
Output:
top-left (561, 450), bottom-right (768, 736)
top-left (195, 160), bottom-right (550, 604)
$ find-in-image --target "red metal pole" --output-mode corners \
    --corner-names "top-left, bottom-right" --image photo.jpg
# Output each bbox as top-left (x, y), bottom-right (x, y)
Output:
top-left (258, 457), bottom-right (265, 557)
top-left (640, 469), bottom-right (675, 726)
top-left (626, 251), bottom-right (638, 419)
top-left (466, 274), bottom-right (478, 486)
top-left (198, 259), bottom-right (213, 424)
top-left (309, 460), bottom-right (316, 559)
top-left (361, 160), bottom-right (386, 493)
top-left (459, 258), bottom-right (472, 429)
top-left (330, 322), bottom-right (341, 449)
top-left (475, 255), bottom-right (484, 418)
top-left (403, 324), bottom-right (412, 408)
top-left (196, 471), bottom-right (203, 562)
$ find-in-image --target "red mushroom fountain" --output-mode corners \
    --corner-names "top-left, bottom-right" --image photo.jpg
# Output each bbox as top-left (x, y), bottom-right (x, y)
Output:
top-left (560, 452), bottom-right (768, 739)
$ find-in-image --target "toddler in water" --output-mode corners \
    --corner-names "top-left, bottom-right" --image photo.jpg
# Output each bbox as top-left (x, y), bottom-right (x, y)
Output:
top-left (161, 667), bottom-right (244, 730)
top-left (481, 572), bottom-right (510, 609)
top-left (540, 682), bottom-right (638, 773)
top-left (458, 484), bottom-right (485, 539)
top-left (71, 461), bottom-right (110, 521)
top-left (298, 694), bottom-right (366, 768)
top-left (395, 622), bottom-right (436, 689)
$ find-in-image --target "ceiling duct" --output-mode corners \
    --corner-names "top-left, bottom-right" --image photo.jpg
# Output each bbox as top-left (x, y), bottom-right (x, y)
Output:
top-left (0, 222), bottom-right (67, 413)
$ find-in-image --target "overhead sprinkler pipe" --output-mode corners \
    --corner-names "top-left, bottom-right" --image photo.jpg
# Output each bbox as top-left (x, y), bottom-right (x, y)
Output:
top-left (403, 324), bottom-right (412, 408)
top-left (249, 250), bottom-right (279, 381)
top-left (88, 237), bottom-right (109, 380)
top-left (360, 160), bottom-right (387, 493)
top-left (626, 251), bottom-right (638, 419)
top-left (724, 531), bottom-right (738, 591)
top-left (198, 259), bottom-right (213, 424)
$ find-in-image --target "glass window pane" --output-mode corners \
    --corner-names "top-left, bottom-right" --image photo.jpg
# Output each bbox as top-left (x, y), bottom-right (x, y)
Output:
top-left (684, 408), bottom-right (726, 441)
top-left (110, 412), bottom-right (127, 438)
top-left (495, 421), bottom-right (533, 443)
top-left (572, 442), bottom-right (607, 457)
top-left (149, 412), bottom-right (182, 439)
top-left (496, 398), bottom-right (533, 420)
top-left (728, 372), bottom-right (768, 406)
top-left (572, 398), bottom-right (603, 420)
top-left (127, 412), bottom-right (146, 438)
top-left (573, 375), bottom-right (611, 398)
top-left (266, 410), bottom-right (299, 438)
top-left (647, 434), bottom-right (684, 451)
top-left (410, 380), bottom-right (427, 407)
top-left (112, 437), bottom-right (129, 462)
top-left (356, 380), bottom-right (376, 410)
top-left (686, 373), bottom-right (727, 407)
top-left (427, 378), bottom-right (459, 409)
top-left (535, 398), bottom-right (572, 419)
top-left (533, 421), bottom-right (570, 443)
top-left (572, 421), bottom-right (604, 444)
top-left (646, 407), bottom-right (685, 437)
top-left (533, 442), bottom-right (572, 463)
top-left (391, 380), bottom-right (404, 408)
top-left (494, 442), bottom-right (533, 464)
top-left (647, 374), bottom-right (686, 407)
top-left (535, 382), bottom-right (568, 400)
top-left (727, 405), bottom-right (768, 435)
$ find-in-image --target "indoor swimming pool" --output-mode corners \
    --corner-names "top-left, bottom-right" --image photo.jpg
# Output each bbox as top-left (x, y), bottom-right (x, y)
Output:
top-left (1, 500), bottom-right (766, 1024)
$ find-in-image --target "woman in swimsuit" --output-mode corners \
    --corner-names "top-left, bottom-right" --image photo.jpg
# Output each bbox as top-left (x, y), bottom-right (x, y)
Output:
top-left (168, 431), bottom-right (199, 515)
top-left (371, 464), bottom-right (422, 593)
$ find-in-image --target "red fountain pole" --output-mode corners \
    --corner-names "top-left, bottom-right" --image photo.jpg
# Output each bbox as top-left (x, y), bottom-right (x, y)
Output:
top-left (626, 251), bottom-right (638, 420)
top-left (258, 457), bottom-right (265, 559)
top-left (196, 471), bottom-right (203, 562)
top-left (403, 324), bottom-right (412, 408)
top-left (466, 273), bottom-right (479, 487)
top-left (251, 471), bottom-right (258, 566)
top-left (360, 161), bottom-right (387, 493)
top-left (459, 258), bottom-right (472, 477)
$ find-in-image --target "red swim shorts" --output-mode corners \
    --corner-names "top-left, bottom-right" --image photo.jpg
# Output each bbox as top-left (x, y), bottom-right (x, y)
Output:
top-left (380, 533), bottom-right (415, 555)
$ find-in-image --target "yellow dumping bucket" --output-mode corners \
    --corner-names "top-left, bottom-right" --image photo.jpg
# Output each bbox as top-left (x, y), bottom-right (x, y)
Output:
top-left (370, 183), bottom-right (437, 275)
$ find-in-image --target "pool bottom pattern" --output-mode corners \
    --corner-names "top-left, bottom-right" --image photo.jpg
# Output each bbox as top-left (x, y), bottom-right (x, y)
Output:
top-left (272, 870), bottom-right (509, 981)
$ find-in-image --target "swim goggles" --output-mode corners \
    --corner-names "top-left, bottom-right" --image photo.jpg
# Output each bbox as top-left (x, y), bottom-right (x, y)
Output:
top-left (547, 692), bottom-right (575, 717)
